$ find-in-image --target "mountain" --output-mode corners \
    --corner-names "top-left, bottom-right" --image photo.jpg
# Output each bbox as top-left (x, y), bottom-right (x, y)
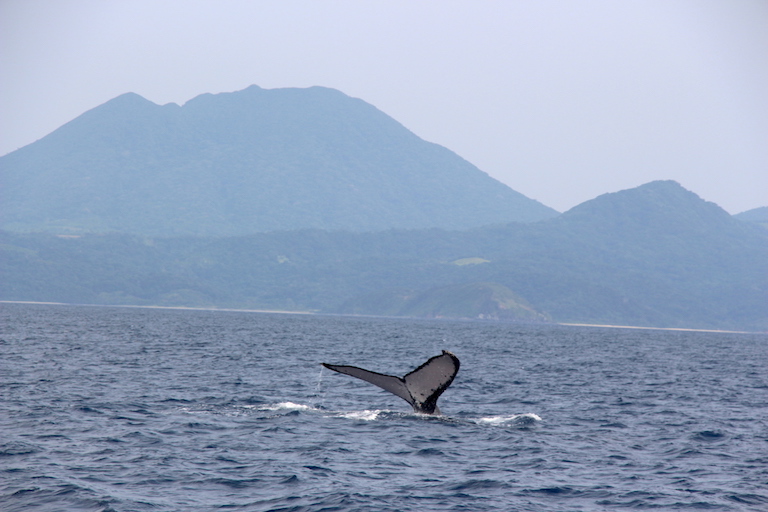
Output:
top-left (735, 206), bottom-right (768, 229)
top-left (331, 181), bottom-right (766, 329)
top-left (735, 206), bottom-right (768, 221)
top-left (2, 181), bottom-right (765, 330)
top-left (0, 85), bottom-right (557, 236)
top-left (478, 180), bottom-right (768, 328)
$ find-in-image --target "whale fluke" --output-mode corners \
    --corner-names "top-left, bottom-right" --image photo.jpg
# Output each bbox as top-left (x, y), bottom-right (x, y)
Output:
top-left (322, 350), bottom-right (460, 415)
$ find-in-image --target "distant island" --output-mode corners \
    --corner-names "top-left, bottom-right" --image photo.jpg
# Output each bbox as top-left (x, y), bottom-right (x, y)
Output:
top-left (1, 180), bottom-right (765, 331)
top-left (0, 86), bottom-right (766, 331)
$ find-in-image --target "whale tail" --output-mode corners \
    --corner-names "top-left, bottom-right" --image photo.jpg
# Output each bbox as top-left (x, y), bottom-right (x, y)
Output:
top-left (322, 350), bottom-right (460, 415)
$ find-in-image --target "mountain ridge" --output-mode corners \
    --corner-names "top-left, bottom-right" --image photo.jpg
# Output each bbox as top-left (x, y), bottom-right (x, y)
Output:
top-left (0, 85), bottom-right (557, 235)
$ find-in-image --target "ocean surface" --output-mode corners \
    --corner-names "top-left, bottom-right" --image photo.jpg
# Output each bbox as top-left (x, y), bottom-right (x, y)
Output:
top-left (1, 303), bottom-right (766, 511)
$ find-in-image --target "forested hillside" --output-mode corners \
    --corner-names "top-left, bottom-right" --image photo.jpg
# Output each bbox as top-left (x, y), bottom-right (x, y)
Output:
top-left (3, 181), bottom-right (765, 331)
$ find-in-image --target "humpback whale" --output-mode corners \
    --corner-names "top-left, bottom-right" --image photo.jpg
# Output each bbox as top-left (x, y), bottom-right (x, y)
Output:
top-left (322, 350), bottom-right (460, 415)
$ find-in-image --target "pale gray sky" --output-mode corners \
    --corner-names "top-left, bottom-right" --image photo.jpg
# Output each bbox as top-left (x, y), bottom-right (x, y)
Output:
top-left (2, 0), bottom-right (766, 213)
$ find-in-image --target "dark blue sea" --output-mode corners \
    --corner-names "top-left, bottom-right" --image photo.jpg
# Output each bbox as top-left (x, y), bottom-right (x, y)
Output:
top-left (1, 303), bottom-right (766, 511)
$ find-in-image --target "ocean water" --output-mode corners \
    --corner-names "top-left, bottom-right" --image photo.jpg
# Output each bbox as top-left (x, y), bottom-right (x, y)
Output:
top-left (1, 303), bottom-right (766, 512)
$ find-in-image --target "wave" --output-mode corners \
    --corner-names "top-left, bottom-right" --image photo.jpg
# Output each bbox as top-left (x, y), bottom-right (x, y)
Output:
top-left (474, 413), bottom-right (543, 427)
top-left (227, 401), bottom-right (544, 427)
top-left (254, 401), bottom-right (315, 412)
top-left (177, 399), bottom-right (544, 431)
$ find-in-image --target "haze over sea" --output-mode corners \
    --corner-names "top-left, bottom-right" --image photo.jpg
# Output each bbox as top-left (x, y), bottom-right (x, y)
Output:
top-left (1, 303), bottom-right (766, 511)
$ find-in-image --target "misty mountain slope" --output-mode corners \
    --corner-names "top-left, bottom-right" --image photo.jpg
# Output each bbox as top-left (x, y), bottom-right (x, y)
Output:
top-left (334, 180), bottom-right (766, 328)
top-left (735, 206), bottom-right (768, 229)
top-left (2, 181), bottom-right (765, 330)
top-left (465, 181), bottom-right (768, 328)
top-left (0, 85), bottom-right (557, 236)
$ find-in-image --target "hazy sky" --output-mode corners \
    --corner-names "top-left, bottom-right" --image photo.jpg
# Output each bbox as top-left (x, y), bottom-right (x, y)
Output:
top-left (2, 0), bottom-right (766, 213)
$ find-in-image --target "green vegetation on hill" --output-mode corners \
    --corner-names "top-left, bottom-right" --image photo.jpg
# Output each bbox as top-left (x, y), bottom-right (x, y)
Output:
top-left (339, 282), bottom-right (550, 322)
top-left (2, 181), bottom-right (766, 331)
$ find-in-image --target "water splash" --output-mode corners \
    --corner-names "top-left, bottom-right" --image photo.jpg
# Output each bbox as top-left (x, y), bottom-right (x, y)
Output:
top-left (475, 413), bottom-right (543, 427)
top-left (334, 409), bottom-right (384, 421)
top-left (309, 365), bottom-right (327, 409)
top-left (259, 401), bottom-right (315, 412)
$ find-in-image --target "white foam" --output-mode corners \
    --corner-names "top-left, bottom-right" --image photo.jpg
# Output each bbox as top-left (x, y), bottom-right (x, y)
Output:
top-left (475, 413), bottom-right (542, 426)
top-left (259, 401), bottom-right (314, 412)
top-left (335, 409), bottom-right (383, 421)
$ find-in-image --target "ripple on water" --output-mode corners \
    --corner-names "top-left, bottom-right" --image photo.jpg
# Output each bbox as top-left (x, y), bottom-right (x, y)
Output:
top-left (1, 304), bottom-right (767, 512)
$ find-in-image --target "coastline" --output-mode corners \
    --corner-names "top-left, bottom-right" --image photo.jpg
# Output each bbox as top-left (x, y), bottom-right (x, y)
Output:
top-left (1, 300), bottom-right (760, 333)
